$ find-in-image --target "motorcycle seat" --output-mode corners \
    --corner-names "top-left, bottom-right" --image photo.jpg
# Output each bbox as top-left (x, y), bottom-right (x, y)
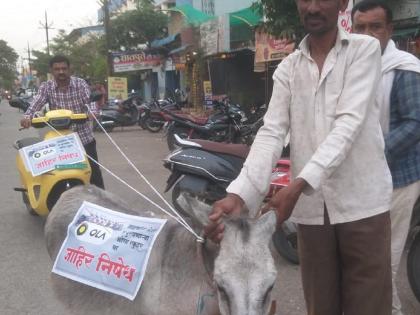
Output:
top-left (15, 137), bottom-right (42, 149)
top-left (185, 138), bottom-right (250, 159)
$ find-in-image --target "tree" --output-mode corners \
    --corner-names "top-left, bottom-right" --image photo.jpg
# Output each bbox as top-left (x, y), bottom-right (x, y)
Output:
top-left (256, 0), bottom-right (394, 39)
top-left (0, 39), bottom-right (18, 89)
top-left (254, 0), bottom-right (303, 40)
top-left (109, 1), bottom-right (168, 50)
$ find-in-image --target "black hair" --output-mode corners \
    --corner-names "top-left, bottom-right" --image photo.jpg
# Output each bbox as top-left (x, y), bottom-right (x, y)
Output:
top-left (49, 55), bottom-right (70, 68)
top-left (351, 0), bottom-right (393, 24)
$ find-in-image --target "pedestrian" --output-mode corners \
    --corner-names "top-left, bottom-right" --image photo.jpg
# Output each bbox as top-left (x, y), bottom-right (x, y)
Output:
top-left (205, 0), bottom-right (393, 314)
top-left (352, 1), bottom-right (420, 314)
top-left (20, 55), bottom-right (105, 189)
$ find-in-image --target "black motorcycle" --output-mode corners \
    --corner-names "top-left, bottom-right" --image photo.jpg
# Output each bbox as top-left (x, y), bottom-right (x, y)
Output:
top-left (9, 96), bottom-right (32, 112)
top-left (163, 135), bottom-right (297, 263)
top-left (96, 94), bottom-right (143, 132)
top-left (139, 98), bottom-right (180, 133)
top-left (164, 99), bottom-right (248, 151)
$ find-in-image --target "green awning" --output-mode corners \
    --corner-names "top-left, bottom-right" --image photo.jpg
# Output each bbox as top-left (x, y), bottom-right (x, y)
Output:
top-left (392, 27), bottom-right (419, 38)
top-left (229, 6), bottom-right (262, 27)
top-left (168, 4), bottom-right (214, 26)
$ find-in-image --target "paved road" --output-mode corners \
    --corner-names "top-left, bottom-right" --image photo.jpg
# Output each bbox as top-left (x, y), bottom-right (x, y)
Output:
top-left (0, 100), bottom-right (418, 314)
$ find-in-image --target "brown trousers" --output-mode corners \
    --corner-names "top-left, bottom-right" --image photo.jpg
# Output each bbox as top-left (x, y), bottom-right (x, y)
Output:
top-left (297, 210), bottom-right (392, 315)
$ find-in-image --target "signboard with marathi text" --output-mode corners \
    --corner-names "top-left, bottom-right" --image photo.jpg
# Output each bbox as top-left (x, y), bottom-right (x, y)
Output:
top-left (52, 201), bottom-right (166, 300)
top-left (108, 77), bottom-right (128, 100)
top-left (112, 51), bottom-right (162, 73)
top-left (203, 81), bottom-right (213, 106)
top-left (255, 31), bottom-right (295, 63)
top-left (19, 133), bottom-right (85, 177)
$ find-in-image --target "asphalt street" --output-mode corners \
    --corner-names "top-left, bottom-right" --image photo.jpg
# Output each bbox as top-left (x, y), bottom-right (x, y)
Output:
top-left (0, 100), bottom-right (418, 315)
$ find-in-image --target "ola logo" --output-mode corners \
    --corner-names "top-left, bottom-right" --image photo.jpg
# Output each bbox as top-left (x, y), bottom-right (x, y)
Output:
top-left (77, 223), bottom-right (88, 236)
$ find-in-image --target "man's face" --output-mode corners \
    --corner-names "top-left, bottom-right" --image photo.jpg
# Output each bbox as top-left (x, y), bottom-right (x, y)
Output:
top-left (296, 0), bottom-right (348, 36)
top-left (352, 7), bottom-right (392, 53)
top-left (51, 62), bottom-right (70, 83)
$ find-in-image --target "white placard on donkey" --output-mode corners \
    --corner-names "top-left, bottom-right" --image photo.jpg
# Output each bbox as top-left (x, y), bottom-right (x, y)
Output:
top-left (45, 185), bottom-right (278, 315)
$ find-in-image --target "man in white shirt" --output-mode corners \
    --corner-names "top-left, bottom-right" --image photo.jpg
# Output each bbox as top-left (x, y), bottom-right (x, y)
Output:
top-left (352, 1), bottom-right (420, 314)
top-left (205, 0), bottom-right (393, 314)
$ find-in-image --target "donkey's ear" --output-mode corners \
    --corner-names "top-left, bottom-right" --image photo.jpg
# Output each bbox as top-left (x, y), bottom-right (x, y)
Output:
top-left (176, 193), bottom-right (212, 227)
top-left (255, 211), bottom-right (277, 239)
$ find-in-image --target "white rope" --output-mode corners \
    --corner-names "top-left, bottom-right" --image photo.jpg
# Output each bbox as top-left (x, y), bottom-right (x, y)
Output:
top-left (34, 111), bottom-right (204, 243)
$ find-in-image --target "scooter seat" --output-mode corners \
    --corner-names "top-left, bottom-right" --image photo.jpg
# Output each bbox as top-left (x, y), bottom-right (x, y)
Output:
top-left (15, 137), bottom-right (42, 149)
top-left (183, 138), bottom-right (250, 159)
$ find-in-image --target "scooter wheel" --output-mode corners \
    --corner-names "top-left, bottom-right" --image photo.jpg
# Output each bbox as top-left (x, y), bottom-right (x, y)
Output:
top-left (22, 192), bottom-right (38, 216)
top-left (272, 227), bottom-right (299, 265)
top-left (407, 231), bottom-right (420, 302)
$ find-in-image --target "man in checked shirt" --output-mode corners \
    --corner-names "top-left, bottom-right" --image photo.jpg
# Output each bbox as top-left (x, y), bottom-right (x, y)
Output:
top-left (20, 55), bottom-right (105, 189)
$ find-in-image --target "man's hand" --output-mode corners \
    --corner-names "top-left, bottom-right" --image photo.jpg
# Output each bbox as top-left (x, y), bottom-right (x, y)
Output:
top-left (20, 118), bottom-right (31, 129)
top-left (262, 178), bottom-right (307, 227)
top-left (204, 193), bottom-right (244, 243)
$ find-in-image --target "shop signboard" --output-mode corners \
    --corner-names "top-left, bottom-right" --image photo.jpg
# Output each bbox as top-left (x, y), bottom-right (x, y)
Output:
top-left (254, 31), bottom-right (295, 63)
top-left (108, 77), bottom-right (128, 100)
top-left (112, 51), bottom-right (162, 73)
top-left (203, 81), bottom-right (213, 106)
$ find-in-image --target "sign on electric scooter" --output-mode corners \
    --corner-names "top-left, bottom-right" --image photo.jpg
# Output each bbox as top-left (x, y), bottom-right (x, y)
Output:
top-left (52, 201), bottom-right (166, 300)
top-left (19, 133), bottom-right (86, 177)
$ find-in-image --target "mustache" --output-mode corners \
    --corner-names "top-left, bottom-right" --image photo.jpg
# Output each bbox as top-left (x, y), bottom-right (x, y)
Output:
top-left (304, 14), bottom-right (326, 21)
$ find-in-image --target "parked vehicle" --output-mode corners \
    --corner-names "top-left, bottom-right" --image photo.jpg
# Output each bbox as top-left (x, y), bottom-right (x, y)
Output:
top-left (164, 99), bottom-right (249, 151)
top-left (97, 94), bottom-right (143, 132)
top-left (9, 96), bottom-right (33, 112)
top-left (407, 198), bottom-right (420, 302)
top-left (13, 109), bottom-right (92, 216)
top-left (139, 98), bottom-right (180, 133)
top-left (163, 135), bottom-right (298, 264)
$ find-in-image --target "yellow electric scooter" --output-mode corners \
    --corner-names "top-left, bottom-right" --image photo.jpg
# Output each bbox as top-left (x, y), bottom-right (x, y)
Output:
top-left (13, 109), bottom-right (92, 216)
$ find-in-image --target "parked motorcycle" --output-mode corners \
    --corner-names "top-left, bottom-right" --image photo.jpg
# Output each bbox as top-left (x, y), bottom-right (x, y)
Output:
top-left (97, 94), bottom-right (143, 131)
top-left (9, 96), bottom-right (33, 112)
top-left (407, 197), bottom-right (420, 302)
top-left (163, 135), bottom-right (298, 264)
top-left (139, 98), bottom-right (180, 133)
top-left (164, 99), bottom-right (248, 151)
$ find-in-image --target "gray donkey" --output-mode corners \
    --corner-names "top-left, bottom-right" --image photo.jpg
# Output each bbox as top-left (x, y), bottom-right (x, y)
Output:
top-left (44, 185), bottom-right (278, 315)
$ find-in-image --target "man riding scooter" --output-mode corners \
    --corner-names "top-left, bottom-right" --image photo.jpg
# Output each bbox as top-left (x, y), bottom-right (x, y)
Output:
top-left (20, 55), bottom-right (105, 189)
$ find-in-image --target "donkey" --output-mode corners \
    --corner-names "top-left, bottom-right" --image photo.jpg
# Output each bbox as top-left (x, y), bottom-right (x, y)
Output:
top-left (44, 185), bottom-right (278, 315)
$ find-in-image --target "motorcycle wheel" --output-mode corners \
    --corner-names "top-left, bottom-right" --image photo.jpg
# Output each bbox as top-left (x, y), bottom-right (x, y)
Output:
top-left (138, 116), bottom-right (147, 129)
top-left (167, 125), bottom-right (193, 151)
top-left (22, 192), bottom-right (37, 216)
top-left (407, 230), bottom-right (420, 302)
top-left (272, 227), bottom-right (299, 265)
top-left (144, 117), bottom-right (163, 133)
top-left (171, 183), bottom-right (194, 218)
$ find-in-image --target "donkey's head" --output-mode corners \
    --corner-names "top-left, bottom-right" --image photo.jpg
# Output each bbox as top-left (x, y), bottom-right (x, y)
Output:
top-left (178, 194), bottom-right (278, 315)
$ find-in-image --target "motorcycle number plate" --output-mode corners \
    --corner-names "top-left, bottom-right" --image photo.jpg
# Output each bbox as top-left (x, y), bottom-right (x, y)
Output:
top-left (141, 112), bottom-right (146, 117)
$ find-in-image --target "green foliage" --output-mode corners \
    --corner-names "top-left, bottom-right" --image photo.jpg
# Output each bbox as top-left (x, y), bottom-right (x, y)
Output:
top-left (0, 39), bottom-right (18, 89)
top-left (254, 0), bottom-right (304, 40)
top-left (31, 50), bottom-right (50, 81)
top-left (109, 2), bottom-right (168, 50)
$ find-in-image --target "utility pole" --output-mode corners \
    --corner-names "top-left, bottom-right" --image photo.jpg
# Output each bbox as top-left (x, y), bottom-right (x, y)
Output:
top-left (26, 42), bottom-right (32, 76)
top-left (39, 11), bottom-right (54, 56)
top-left (103, 0), bottom-right (113, 77)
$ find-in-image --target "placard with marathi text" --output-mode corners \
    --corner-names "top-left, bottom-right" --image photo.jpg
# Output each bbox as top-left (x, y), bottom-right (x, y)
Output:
top-left (52, 201), bottom-right (167, 300)
top-left (19, 133), bottom-right (85, 177)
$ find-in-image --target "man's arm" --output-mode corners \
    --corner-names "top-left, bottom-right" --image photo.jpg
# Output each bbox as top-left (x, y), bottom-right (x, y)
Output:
top-left (298, 38), bottom-right (382, 194)
top-left (80, 79), bottom-right (99, 117)
top-left (226, 56), bottom-right (292, 213)
top-left (385, 71), bottom-right (420, 163)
